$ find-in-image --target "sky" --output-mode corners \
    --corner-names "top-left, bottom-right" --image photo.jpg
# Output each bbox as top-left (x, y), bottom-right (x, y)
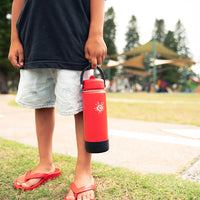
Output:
top-left (105, 0), bottom-right (200, 75)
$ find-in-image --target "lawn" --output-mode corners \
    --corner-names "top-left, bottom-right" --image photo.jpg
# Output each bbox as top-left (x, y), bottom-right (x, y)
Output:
top-left (7, 93), bottom-right (200, 126)
top-left (106, 93), bottom-right (200, 126)
top-left (0, 138), bottom-right (200, 200)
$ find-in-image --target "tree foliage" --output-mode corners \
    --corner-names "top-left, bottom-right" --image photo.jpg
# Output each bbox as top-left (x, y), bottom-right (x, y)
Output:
top-left (124, 15), bottom-right (139, 53)
top-left (0, 0), bottom-right (19, 93)
top-left (161, 31), bottom-right (181, 85)
top-left (174, 20), bottom-right (189, 56)
top-left (164, 31), bottom-right (178, 52)
top-left (103, 7), bottom-right (118, 80)
top-left (103, 7), bottom-right (117, 56)
top-left (155, 20), bottom-right (190, 86)
top-left (0, 0), bottom-right (12, 58)
top-left (153, 19), bottom-right (165, 44)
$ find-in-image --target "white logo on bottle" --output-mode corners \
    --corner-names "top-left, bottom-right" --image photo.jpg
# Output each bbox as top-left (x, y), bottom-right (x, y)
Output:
top-left (94, 101), bottom-right (104, 113)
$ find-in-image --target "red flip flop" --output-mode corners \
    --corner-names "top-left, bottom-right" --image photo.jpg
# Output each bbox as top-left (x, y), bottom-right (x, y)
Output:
top-left (64, 182), bottom-right (96, 200)
top-left (14, 168), bottom-right (61, 191)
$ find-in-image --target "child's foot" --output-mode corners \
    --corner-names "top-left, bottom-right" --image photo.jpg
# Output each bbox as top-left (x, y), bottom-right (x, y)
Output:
top-left (65, 174), bottom-right (95, 200)
top-left (14, 164), bottom-right (56, 189)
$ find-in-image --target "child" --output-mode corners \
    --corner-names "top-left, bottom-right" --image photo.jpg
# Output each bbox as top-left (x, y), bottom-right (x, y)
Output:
top-left (8, 0), bottom-right (107, 199)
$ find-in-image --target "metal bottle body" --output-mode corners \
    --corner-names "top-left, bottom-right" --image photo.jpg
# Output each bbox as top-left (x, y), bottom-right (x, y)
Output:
top-left (82, 77), bottom-right (109, 153)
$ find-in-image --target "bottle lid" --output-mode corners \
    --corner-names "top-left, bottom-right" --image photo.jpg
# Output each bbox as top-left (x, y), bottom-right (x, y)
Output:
top-left (83, 75), bottom-right (105, 90)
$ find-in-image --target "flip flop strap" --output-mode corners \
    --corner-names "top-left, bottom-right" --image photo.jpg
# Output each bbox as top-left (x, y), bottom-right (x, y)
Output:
top-left (24, 170), bottom-right (49, 182)
top-left (70, 182), bottom-right (95, 197)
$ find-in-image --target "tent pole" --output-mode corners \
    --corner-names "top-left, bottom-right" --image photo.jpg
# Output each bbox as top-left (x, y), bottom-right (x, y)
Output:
top-left (146, 53), bottom-right (150, 92)
top-left (153, 36), bottom-right (157, 92)
top-left (107, 68), bottom-right (111, 81)
top-left (184, 65), bottom-right (188, 92)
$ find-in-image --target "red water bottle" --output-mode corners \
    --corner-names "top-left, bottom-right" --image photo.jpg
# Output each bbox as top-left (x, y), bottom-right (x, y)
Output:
top-left (80, 66), bottom-right (109, 153)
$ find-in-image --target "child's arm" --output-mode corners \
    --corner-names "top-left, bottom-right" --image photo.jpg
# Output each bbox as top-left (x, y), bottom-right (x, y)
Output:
top-left (84, 0), bottom-right (107, 69)
top-left (8, 0), bottom-right (25, 68)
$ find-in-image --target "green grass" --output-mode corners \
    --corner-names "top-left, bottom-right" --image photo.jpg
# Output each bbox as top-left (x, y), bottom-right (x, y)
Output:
top-left (106, 93), bottom-right (200, 126)
top-left (0, 138), bottom-right (200, 200)
top-left (106, 93), bottom-right (200, 102)
top-left (8, 93), bottom-right (200, 125)
top-left (8, 99), bottom-right (22, 108)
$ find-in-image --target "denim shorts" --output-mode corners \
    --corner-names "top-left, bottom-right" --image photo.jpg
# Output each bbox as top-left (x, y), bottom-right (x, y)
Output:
top-left (16, 68), bottom-right (93, 115)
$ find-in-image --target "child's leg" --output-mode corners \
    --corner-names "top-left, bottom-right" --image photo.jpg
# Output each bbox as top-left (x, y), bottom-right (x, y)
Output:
top-left (16, 107), bottom-right (56, 188)
top-left (35, 107), bottom-right (55, 167)
top-left (66, 112), bottom-right (95, 200)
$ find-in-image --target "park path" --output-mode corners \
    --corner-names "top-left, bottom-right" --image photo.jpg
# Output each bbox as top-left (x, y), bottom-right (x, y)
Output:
top-left (1, 94), bottom-right (200, 179)
top-left (107, 97), bottom-right (200, 104)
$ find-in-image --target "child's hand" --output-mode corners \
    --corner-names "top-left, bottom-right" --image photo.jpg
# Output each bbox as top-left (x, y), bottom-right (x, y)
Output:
top-left (84, 35), bottom-right (107, 69)
top-left (8, 40), bottom-right (24, 68)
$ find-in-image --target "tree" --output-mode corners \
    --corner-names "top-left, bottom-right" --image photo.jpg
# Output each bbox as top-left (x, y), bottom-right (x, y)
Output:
top-left (159, 26), bottom-right (190, 87)
top-left (124, 15), bottom-right (139, 56)
top-left (164, 31), bottom-right (178, 52)
top-left (159, 30), bottom-right (181, 85)
top-left (153, 19), bottom-right (165, 44)
top-left (0, 0), bottom-right (11, 58)
top-left (103, 7), bottom-right (118, 80)
top-left (0, 0), bottom-right (19, 93)
top-left (174, 20), bottom-right (191, 90)
top-left (103, 7), bottom-right (117, 56)
top-left (153, 22), bottom-right (182, 87)
top-left (122, 15), bottom-right (140, 87)
top-left (174, 20), bottom-right (189, 56)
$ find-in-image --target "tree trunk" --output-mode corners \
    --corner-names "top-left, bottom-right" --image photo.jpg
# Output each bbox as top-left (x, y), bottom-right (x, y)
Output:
top-left (0, 70), bottom-right (8, 94)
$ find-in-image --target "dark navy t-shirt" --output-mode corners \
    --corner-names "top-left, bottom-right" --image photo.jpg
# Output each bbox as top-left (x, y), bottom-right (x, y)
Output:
top-left (16, 0), bottom-right (91, 70)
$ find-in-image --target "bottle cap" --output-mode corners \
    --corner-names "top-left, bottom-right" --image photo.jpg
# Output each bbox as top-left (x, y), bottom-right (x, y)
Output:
top-left (83, 75), bottom-right (105, 90)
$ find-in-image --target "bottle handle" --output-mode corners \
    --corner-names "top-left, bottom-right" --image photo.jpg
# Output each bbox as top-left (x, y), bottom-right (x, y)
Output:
top-left (80, 65), bottom-right (106, 88)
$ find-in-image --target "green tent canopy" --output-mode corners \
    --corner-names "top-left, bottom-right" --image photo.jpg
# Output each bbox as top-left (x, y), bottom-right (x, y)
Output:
top-left (109, 40), bottom-right (182, 59)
